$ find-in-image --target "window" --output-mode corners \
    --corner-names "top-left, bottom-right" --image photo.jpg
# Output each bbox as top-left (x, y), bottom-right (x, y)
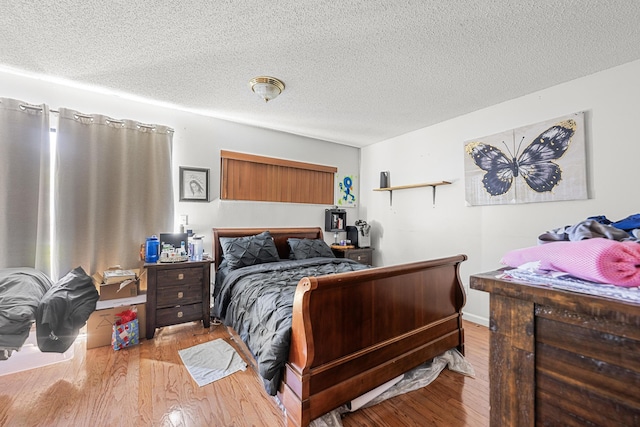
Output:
top-left (220, 150), bottom-right (337, 204)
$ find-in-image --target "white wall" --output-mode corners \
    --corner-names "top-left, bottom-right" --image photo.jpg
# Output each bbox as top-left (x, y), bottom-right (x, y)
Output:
top-left (360, 59), bottom-right (640, 326)
top-left (0, 70), bottom-right (361, 257)
top-left (6, 60), bottom-right (640, 325)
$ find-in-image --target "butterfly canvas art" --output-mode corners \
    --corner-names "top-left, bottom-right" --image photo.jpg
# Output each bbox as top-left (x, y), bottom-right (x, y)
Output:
top-left (463, 112), bottom-right (587, 206)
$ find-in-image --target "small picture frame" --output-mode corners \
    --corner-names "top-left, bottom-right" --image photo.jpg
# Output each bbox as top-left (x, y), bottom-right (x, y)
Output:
top-left (179, 167), bottom-right (209, 202)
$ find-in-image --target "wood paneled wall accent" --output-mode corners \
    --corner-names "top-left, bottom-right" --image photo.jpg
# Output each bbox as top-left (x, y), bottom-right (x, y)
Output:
top-left (220, 150), bottom-right (337, 204)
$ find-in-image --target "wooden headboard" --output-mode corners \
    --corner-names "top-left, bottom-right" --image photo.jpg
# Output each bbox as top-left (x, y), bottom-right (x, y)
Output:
top-left (211, 227), bottom-right (324, 270)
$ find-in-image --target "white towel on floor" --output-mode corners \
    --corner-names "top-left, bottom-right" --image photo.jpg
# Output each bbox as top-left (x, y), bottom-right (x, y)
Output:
top-left (178, 338), bottom-right (247, 387)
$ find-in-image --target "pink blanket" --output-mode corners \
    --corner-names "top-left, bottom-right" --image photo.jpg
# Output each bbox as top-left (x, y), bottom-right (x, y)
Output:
top-left (501, 238), bottom-right (640, 287)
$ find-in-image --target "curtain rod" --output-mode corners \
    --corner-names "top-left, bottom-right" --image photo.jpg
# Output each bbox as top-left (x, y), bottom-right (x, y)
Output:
top-left (18, 103), bottom-right (174, 132)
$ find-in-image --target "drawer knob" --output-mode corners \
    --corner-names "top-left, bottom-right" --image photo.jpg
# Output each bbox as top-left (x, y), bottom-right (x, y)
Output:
top-left (177, 311), bottom-right (183, 318)
top-left (357, 256), bottom-right (362, 260)
top-left (177, 273), bottom-right (184, 280)
top-left (177, 291), bottom-right (184, 299)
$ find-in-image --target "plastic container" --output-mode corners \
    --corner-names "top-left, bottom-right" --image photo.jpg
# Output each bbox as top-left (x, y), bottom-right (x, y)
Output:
top-left (191, 236), bottom-right (203, 261)
top-left (188, 240), bottom-right (194, 259)
top-left (145, 235), bottom-right (159, 263)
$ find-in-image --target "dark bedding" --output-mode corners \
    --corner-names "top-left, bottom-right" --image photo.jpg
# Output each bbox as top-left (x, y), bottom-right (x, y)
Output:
top-left (0, 266), bottom-right (99, 359)
top-left (0, 268), bottom-right (53, 352)
top-left (213, 257), bottom-right (369, 395)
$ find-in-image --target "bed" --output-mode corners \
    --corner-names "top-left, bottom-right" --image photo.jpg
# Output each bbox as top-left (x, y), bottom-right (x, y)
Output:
top-left (212, 227), bottom-right (467, 427)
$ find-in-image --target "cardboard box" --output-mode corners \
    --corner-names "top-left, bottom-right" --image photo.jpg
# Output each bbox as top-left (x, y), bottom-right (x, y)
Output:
top-left (87, 294), bottom-right (147, 349)
top-left (92, 268), bottom-right (140, 300)
top-left (102, 269), bottom-right (136, 284)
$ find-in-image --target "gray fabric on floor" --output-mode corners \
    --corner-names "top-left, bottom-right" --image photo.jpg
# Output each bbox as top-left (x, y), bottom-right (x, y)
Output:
top-left (179, 338), bottom-right (247, 387)
top-left (308, 348), bottom-right (475, 427)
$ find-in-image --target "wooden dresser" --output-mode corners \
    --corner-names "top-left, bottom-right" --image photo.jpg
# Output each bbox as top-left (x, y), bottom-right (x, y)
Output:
top-left (470, 270), bottom-right (640, 426)
top-left (145, 259), bottom-right (212, 339)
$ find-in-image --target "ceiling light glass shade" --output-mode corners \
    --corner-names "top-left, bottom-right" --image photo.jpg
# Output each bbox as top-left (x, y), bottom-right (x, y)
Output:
top-left (249, 76), bottom-right (285, 102)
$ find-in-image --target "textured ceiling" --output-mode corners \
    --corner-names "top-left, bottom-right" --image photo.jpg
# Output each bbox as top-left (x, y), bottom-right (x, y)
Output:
top-left (1, 1), bottom-right (640, 147)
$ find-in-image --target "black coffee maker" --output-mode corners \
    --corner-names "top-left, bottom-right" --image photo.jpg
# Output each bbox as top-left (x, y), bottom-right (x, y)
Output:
top-left (347, 220), bottom-right (371, 248)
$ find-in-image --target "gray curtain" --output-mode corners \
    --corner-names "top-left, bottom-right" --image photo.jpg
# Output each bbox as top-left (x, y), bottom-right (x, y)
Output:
top-left (54, 108), bottom-right (173, 278)
top-left (0, 98), bottom-right (51, 274)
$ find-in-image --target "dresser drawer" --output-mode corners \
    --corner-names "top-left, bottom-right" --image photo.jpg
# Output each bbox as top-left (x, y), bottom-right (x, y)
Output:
top-left (346, 250), bottom-right (372, 265)
top-left (331, 247), bottom-right (373, 265)
top-left (155, 303), bottom-right (203, 327)
top-left (156, 283), bottom-right (202, 308)
top-left (156, 267), bottom-right (203, 287)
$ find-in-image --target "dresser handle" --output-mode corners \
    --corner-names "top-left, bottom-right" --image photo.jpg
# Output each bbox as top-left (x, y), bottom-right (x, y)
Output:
top-left (357, 255), bottom-right (362, 261)
top-left (177, 311), bottom-right (183, 318)
top-left (177, 291), bottom-right (183, 299)
top-left (177, 273), bottom-right (184, 280)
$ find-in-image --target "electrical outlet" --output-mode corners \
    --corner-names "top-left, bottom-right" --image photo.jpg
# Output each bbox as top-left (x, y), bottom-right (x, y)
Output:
top-left (179, 214), bottom-right (188, 225)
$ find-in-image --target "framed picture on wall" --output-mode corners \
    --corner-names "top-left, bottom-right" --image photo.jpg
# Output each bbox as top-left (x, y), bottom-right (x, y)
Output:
top-left (179, 167), bottom-right (210, 202)
top-left (336, 174), bottom-right (357, 207)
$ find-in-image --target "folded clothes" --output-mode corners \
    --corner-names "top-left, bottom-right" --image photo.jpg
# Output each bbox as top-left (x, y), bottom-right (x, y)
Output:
top-left (501, 238), bottom-right (640, 287)
top-left (538, 219), bottom-right (630, 244)
top-left (587, 215), bottom-right (612, 225)
top-left (611, 213), bottom-right (640, 232)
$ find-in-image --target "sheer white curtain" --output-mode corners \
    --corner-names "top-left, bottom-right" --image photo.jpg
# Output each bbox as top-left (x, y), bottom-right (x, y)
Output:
top-left (0, 98), bottom-right (51, 274)
top-left (54, 108), bottom-right (174, 278)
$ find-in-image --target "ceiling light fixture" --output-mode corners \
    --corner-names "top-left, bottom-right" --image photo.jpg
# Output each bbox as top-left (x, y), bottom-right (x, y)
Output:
top-left (249, 76), bottom-right (285, 102)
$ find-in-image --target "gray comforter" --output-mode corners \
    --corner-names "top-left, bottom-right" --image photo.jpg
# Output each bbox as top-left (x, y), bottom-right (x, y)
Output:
top-left (213, 257), bottom-right (369, 395)
top-left (1, 266), bottom-right (99, 358)
top-left (0, 268), bottom-right (53, 352)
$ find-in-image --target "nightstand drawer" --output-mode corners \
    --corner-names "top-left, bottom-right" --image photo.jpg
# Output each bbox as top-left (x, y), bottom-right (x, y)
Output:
top-left (331, 247), bottom-right (373, 266)
top-left (346, 250), bottom-right (372, 265)
top-left (156, 283), bottom-right (202, 308)
top-left (156, 268), bottom-right (203, 287)
top-left (156, 304), bottom-right (202, 327)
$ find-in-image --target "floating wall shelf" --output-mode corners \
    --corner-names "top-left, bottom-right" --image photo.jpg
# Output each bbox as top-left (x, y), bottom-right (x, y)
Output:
top-left (373, 181), bottom-right (451, 206)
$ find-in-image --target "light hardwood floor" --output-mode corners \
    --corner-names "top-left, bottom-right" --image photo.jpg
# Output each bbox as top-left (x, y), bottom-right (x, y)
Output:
top-left (0, 320), bottom-right (489, 427)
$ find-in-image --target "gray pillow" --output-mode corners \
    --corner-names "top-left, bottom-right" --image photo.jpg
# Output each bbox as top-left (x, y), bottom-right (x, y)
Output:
top-left (220, 231), bottom-right (280, 270)
top-left (288, 238), bottom-right (335, 260)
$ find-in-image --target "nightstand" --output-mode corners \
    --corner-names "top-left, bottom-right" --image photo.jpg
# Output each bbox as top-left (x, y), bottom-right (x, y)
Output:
top-left (144, 259), bottom-right (212, 339)
top-left (331, 246), bottom-right (373, 266)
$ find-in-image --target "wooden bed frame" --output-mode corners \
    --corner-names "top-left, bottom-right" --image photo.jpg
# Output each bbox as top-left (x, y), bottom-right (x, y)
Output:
top-left (212, 227), bottom-right (467, 427)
